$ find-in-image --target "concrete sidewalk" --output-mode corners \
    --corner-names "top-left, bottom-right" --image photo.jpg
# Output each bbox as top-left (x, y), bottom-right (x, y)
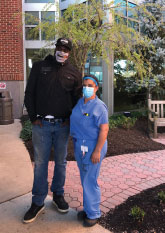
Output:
top-left (0, 194), bottom-right (110, 233)
top-left (0, 120), bottom-right (111, 233)
top-left (0, 119), bottom-right (33, 203)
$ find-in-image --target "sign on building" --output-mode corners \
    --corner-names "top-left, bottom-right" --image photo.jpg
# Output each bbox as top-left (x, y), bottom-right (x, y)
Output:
top-left (0, 82), bottom-right (6, 89)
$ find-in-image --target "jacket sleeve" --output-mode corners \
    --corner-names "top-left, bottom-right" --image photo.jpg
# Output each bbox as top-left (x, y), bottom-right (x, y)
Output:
top-left (72, 69), bottom-right (82, 107)
top-left (24, 62), bottom-right (39, 122)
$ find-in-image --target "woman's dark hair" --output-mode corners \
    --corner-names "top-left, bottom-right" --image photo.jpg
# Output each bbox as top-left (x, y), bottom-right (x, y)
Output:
top-left (83, 74), bottom-right (99, 87)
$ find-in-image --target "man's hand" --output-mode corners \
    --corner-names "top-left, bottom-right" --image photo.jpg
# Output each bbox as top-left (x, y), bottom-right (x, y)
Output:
top-left (32, 119), bottom-right (42, 127)
top-left (91, 150), bottom-right (101, 164)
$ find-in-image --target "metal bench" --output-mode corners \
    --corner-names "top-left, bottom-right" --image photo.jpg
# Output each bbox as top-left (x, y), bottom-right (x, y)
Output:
top-left (148, 94), bottom-right (165, 138)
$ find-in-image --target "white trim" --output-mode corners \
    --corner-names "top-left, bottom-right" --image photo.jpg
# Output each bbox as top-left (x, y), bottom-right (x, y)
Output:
top-left (23, 3), bottom-right (56, 11)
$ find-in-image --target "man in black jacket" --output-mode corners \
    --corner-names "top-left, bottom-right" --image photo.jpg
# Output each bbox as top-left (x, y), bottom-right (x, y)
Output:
top-left (23, 38), bottom-right (82, 223)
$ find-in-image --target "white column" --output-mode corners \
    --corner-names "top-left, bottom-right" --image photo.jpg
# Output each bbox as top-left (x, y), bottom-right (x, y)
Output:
top-left (102, 51), bottom-right (114, 116)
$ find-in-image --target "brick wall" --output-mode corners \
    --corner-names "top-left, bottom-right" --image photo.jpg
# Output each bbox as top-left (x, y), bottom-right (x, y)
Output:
top-left (0, 0), bottom-right (24, 81)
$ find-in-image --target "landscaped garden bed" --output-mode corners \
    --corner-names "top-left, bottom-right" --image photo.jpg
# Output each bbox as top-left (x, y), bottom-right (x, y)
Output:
top-left (20, 113), bottom-right (165, 162)
top-left (99, 183), bottom-right (165, 233)
top-left (20, 113), bottom-right (165, 232)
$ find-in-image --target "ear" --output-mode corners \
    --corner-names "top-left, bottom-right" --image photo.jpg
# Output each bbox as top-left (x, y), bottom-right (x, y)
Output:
top-left (95, 85), bottom-right (99, 92)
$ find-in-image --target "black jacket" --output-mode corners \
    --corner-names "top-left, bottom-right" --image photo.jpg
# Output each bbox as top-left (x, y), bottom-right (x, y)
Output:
top-left (24, 55), bottom-right (82, 122)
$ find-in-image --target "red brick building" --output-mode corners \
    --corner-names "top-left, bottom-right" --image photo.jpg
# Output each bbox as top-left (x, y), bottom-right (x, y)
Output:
top-left (0, 0), bottom-right (24, 118)
top-left (0, 0), bottom-right (57, 118)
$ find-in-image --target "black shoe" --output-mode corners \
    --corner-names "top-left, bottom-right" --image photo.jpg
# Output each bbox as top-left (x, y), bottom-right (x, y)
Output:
top-left (77, 211), bottom-right (87, 221)
top-left (52, 193), bottom-right (69, 213)
top-left (83, 217), bottom-right (98, 227)
top-left (23, 203), bottom-right (45, 223)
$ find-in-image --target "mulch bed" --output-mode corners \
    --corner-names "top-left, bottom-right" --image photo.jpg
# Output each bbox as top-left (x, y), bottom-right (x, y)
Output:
top-left (99, 183), bottom-right (165, 233)
top-left (22, 116), bottom-right (165, 232)
top-left (24, 117), bottom-right (165, 162)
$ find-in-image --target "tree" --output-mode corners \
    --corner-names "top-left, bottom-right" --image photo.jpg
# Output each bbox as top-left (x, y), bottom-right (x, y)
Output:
top-left (30, 0), bottom-right (153, 77)
top-left (125, 0), bottom-right (165, 99)
top-left (55, 0), bottom-right (152, 76)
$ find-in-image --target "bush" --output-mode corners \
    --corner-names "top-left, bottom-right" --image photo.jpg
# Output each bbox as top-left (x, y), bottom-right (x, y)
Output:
top-left (158, 191), bottom-right (165, 203)
top-left (129, 206), bottom-right (146, 222)
top-left (20, 119), bottom-right (32, 141)
top-left (131, 110), bottom-right (148, 119)
top-left (109, 114), bottom-right (137, 129)
top-left (121, 117), bottom-right (137, 129)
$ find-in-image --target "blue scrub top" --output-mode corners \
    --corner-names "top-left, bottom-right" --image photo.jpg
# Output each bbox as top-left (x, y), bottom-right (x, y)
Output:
top-left (70, 96), bottom-right (108, 140)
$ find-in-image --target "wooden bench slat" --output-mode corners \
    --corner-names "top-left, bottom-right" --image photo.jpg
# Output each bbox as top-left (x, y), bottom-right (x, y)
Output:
top-left (161, 104), bottom-right (164, 118)
top-left (148, 97), bottom-right (165, 138)
top-left (150, 101), bottom-right (165, 104)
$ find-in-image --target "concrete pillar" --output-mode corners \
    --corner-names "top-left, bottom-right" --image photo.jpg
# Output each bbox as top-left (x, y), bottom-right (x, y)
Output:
top-left (102, 51), bottom-right (114, 116)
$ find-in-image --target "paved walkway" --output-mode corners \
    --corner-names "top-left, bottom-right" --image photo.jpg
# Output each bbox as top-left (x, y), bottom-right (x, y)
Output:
top-left (48, 134), bottom-right (165, 214)
top-left (0, 120), bottom-right (110, 233)
top-left (1, 120), bottom-right (164, 233)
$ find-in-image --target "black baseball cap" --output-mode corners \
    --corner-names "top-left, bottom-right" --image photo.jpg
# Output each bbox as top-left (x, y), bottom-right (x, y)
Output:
top-left (55, 38), bottom-right (72, 51)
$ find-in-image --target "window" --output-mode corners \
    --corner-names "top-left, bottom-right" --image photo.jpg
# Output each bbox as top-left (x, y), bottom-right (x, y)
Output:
top-left (61, 9), bottom-right (72, 22)
top-left (115, 15), bottom-right (127, 25)
top-left (61, 9), bottom-right (66, 17)
top-left (25, 11), bottom-right (55, 41)
top-left (114, 0), bottom-right (139, 31)
top-left (88, 0), bottom-right (102, 4)
top-left (128, 19), bottom-right (139, 31)
top-left (162, 9), bottom-right (165, 22)
top-left (25, 0), bottom-right (55, 3)
top-left (114, 0), bottom-right (127, 17)
top-left (26, 49), bottom-right (54, 81)
top-left (41, 11), bottom-right (55, 40)
top-left (128, 2), bottom-right (137, 19)
top-left (25, 11), bottom-right (39, 40)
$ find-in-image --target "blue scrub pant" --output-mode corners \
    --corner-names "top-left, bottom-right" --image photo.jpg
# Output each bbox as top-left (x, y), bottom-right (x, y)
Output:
top-left (73, 139), bottom-right (107, 219)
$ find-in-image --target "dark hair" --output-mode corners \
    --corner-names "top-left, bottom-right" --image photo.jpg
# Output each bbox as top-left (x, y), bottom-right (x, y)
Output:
top-left (83, 74), bottom-right (99, 87)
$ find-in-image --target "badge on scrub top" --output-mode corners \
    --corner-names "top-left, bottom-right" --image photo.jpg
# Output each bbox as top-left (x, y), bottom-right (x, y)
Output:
top-left (81, 145), bottom-right (88, 155)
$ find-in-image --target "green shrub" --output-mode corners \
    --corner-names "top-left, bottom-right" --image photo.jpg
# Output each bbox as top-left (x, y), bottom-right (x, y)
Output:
top-left (20, 119), bottom-right (32, 141)
top-left (109, 117), bottom-right (119, 129)
top-left (129, 206), bottom-right (145, 222)
top-left (158, 191), bottom-right (165, 203)
top-left (131, 110), bottom-right (148, 119)
top-left (121, 117), bottom-right (137, 129)
top-left (109, 114), bottom-right (137, 129)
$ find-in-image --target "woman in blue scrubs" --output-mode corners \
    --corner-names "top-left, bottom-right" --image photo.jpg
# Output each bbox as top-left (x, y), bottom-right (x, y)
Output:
top-left (70, 74), bottom-right (109, 227)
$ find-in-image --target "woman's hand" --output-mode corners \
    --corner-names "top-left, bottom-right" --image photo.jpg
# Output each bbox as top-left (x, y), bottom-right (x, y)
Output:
top-left (91, 150), bottom-right (101, 164)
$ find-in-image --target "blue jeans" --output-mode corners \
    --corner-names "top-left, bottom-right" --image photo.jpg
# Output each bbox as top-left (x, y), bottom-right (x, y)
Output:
top-left (32, 120), bottom-right (70, 206)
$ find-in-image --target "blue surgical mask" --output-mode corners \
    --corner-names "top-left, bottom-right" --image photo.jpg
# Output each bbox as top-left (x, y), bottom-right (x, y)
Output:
top-left (83, 86), bottom-right (94, 98)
